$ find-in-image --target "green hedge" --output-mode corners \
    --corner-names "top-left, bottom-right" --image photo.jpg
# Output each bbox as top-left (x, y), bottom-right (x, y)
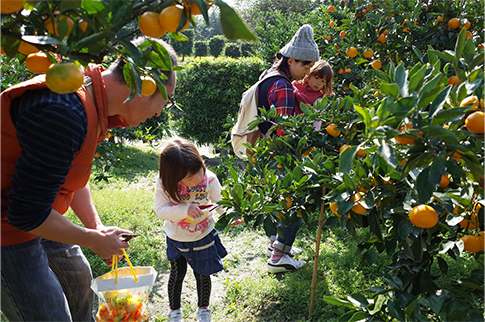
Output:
top-left (174, 57), bottom-right (268, 145)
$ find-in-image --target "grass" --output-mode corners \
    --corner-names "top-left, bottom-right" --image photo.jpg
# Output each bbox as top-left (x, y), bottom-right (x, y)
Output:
top-left (63, 142), bottom-right (483, 321)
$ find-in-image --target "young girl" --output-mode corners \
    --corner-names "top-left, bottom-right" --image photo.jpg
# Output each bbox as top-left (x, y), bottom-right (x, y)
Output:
top-left (292, 59), bottom-right (334, 120)
top-left (155, 138), bottom-right (226, 322)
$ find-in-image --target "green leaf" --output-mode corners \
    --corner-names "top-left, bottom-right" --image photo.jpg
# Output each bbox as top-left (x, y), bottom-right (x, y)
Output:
top-left (470, 53), bottom-right (485, 70)
top-left (216, 0), bottom-right (257, 40)
top-left (74, 31), bottom-right (116, 49)
top-left (417, 73), bottom-right (444, 109)
top-left (408, 64), bottom-right (428, 93)
top-left (339, 146), bottom-right (357, 173)
top-left (428, 50), bottom-right (457, 65)
top-left (415, 167), bottom-right (435, 204)
top-left (428, 85), bottom-right (452, 121)
top-left (455, 28), bottom-right (466, 61)
top-left (82, 0), bottom-right (107, 14)
top-left (395, 64), bottom-right (408, 97)
top-left (22, 35), bottom-right (61, 46)
top-left (412, 46), bottom-right (424, 63)
top-left (368, 294), bottom-right (386, 315)
top-left (437, 256), bottom-right (448, 274)
top-left (377, 140), bottom-right (397, 168)
top-left (381, 81), bottom-right (399, 98)
top-left (354, 105), bottom-right (370, 129)
top-left (323, 296), bottom-right (356, 309)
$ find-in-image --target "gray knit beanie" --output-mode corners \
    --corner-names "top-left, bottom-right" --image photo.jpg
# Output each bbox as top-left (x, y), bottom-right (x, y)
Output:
top-left (279, 24), bottom-right (320, 62)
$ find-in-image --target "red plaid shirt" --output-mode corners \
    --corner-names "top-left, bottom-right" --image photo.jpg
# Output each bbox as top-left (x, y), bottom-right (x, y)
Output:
top-left (267, 78), bottom-right (295, 117)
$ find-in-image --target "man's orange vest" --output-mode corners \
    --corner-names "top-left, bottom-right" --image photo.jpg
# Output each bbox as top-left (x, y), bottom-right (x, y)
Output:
top-left (1, 74), bottom-right (103, 246)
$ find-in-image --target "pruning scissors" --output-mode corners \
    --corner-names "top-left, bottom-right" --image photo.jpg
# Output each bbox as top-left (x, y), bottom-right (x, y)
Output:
top-left (199, 204), bottom-right (221, 212)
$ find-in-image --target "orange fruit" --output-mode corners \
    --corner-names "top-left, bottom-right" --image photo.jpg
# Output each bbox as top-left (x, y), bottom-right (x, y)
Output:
top-left (460, 95), bottom-right (479, 107)
top-left (139, 11), bottom-right (166, 38)
top-left (447, 75), bottom-right (460, 86)
top-left (346, 47), bottom-right (358, 58)
top-left (394, 123), bottom-right (415, 145)
top-left (363, 48), bottom-right (374, 58)
top-left (344, 68), bottom-right (351, 73)
top-left (25, 52), bottom-right (52, 74)
top-left (465, 31), bottom-right (472, 39)
top-left (460, 235), bottom-right (481, 253)
top-left (340, 31), bottom-right (346, 40)
top-left (371, 60), bottom-right (382, 69)
top-left (451, 150), bottom-right (463, 162)
top-left (377, 34), bottom-right (386, 43)
top-left (343, 85), bottom-right (350, 90)
top-left (330, 21), bottom-right (335, 27)
top-left (465, 111), bottom-right (484, 133)
top-left (0, 46), bottom-right (4, 55)
top-left (476, 231), bottom-right (485, 251)
top-left (329, 202), bottom-right (340, 217)
top-left (140, 75), bottom-right (157, 96)
top-left (339, 144), bottom-right (351, 154)
top-left (326, 123), bottom-right (341, 137)
top-left (302, 147), bottom-right (316, 157)
top-left (1, 0), bottom-right (25, 14)
top-left (338, 69), bottom-right (344, 74)
top-left (460, 20), bottom-right (471, 30)
top-left (159, 4), bottom-right (190, 33)
top-left (356, 148), bottom-right (367, 158)
top-left (18, 41), bottom-right (38, 55)
top-left (447, 18), bottom-right (460, 29)
top-left (45, 63), bottom-right (84, 94)
top-left (409, 204), bottom-right (438, 228)
top-left (44, 15), bottom-right (74, 37)
top-left (437, 15), bottom-right (445, 22)
top-left (79, 20), bottom-right (88, 32)
top-left (351, 192), bottom-right (367, 215)
top-left (285, 197), bottom-right (292, 208)
top-left (439, 174), bottom-right (450, 188)
top-left (189, 1), bottom-right (205, 15)
top-left (328, 5), bottom-right (335, 12)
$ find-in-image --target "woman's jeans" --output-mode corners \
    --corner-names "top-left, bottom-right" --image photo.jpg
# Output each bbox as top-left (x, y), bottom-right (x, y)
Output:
top-left (1, 237), bottom-right (94, 321)
top-left (268, 217), bottom-right (303, 253)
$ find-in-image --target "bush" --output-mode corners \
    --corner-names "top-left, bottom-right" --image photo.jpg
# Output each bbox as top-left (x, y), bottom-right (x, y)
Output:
top-left (194, 40), bottom-right (208, 57)
top-left (169, 29), bottom-right (194, 60)
top-left (224, 43), bottom-right (241, 58)
top-left (209, 35), bottom-right (225, 57)
top-left (240, 42), bottom-right (254, 57)
top-left (174, 57), bottom-right (267, 145)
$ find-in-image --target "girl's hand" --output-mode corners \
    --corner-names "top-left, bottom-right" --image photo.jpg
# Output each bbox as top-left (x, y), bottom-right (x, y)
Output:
top-left (187, 203), bottom-right (204, 219)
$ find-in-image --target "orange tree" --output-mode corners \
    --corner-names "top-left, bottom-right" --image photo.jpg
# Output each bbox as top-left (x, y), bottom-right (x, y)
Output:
top-left (217, 25), bottom-right (484, 322)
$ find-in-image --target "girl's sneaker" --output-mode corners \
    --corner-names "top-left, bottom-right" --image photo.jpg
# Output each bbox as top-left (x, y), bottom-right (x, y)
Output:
top-left (168, 309), bottom-right (183, 322)
top-left (196, 307), bottom-right (211, 322)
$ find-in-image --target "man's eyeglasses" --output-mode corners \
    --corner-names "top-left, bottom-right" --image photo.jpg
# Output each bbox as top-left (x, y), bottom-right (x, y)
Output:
top-left (165, 96), bottom-right (182, 111)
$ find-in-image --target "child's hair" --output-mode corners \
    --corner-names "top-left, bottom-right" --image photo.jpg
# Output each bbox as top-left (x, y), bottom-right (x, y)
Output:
top-left (159, 138), bottom-right (206, 203)
top-left (303, 60), bottom-right (334, 96)
top-left (274, 52), bottom-right (314, 74)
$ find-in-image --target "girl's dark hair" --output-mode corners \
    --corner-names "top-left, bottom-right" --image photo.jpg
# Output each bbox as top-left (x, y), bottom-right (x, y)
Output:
top-left (305, 60), bottom-right (334, 96)
top-left (273, 53), bottom-right (313, 74)
top-left (159, 139), bottom-right (206, 203)
top-left (109, 37), bottom-right (178, 91)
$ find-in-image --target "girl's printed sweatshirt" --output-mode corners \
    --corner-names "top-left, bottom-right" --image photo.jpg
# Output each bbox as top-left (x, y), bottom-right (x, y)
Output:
top-left (155, 169), bottom-right (223, 242)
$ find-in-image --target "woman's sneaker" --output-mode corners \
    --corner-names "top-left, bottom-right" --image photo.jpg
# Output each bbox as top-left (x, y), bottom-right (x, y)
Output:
top-left (168, 309), bottom-right (183, 322)
top-left (196, 307), bottom-right (211, 322)
top-left (267, 254), bottom-right (306, 273)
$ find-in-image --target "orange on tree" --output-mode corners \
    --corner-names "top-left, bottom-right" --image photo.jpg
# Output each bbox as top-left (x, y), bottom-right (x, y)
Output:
top-left (79, 20), bottom-right (88, 32)
top-left (25, 52), bottom-right (53, 74)
top-left (188, 1), bottom-right (207, 15)
top-left (159, 4), bottom-right (190, 32)
top-left (394, 123), bottom-right (416, 145)
top-left (339, 144), bottom-right (351, 154)
top-left (351, 192), bottom-right (366, 215)
top-left (459, 20), bottom-right (471, 30)
top-left (363, 48), bottom-right (374, 58)
top-left (44, 15), bottom-right (74, 37)
top-left (1, 0), bottom-right (25, 14)
top-left (377, 34), bottom-right (386, 43)
top-left (330, 21), bottom-right (335, 27)
top-left (356, 148), bottom-right (367, 158)
top-left (450, 150), bottom-right (463, 162)
top-left (447, 75), bottom-right (460, 86)
top-left (344, 68), bottom-right (351, 73)
top-left (285, 197), bottom-right (292, 208)
top-left (346, 47), bottom-right (358, 58)
top-left (329, 202), bottom-right (340, 217)
top-left (439, 174), bottom-right (450, 188)
top-left (302, 147), bottom-right (316, 157)
top-left (45, 63), bottom-right (84, 94)
top-left (340, 30), bottom-right (346, 40)
top-left (447, 18), bottom-right (460, 29)
top-left (326, 123), bottom-right (341, 137)
top-left (328, 5), bottom-right (335, 12)
top-left (371, 60), bottom-right (382, 69)
top-left (465, 31), bottom-right (472, 39)
top-left (338, 68), bottom-right (344, 74)
top-left (140, 75), bottom-right (157, 96)
top-left (460, 95), bottom-right (479, 107)
top-left (460, 235), bottom-right (481, 253)
top-left (477, 231), bottom-right (485, 251)
top-left (139, 11), bottom-right (166, 38)
top-left (409, 204), bottom-right (438, 228)
top-left (465, 111), bottom-right (484, 133)
top-left (18, 41), bottom-right (38, 55)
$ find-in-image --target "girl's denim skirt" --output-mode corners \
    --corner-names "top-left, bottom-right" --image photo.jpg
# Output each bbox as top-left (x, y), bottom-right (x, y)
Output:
top-left (166, 229), bottom-right (227, 276)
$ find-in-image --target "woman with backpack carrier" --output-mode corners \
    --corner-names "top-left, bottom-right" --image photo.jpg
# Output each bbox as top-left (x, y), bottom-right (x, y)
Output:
top-left (256, 24), bottom-right (320, 273)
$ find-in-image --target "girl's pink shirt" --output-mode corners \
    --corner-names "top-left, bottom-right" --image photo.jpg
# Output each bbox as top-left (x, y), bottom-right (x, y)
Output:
top-left (292, 81), bottom-right (325, 115)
